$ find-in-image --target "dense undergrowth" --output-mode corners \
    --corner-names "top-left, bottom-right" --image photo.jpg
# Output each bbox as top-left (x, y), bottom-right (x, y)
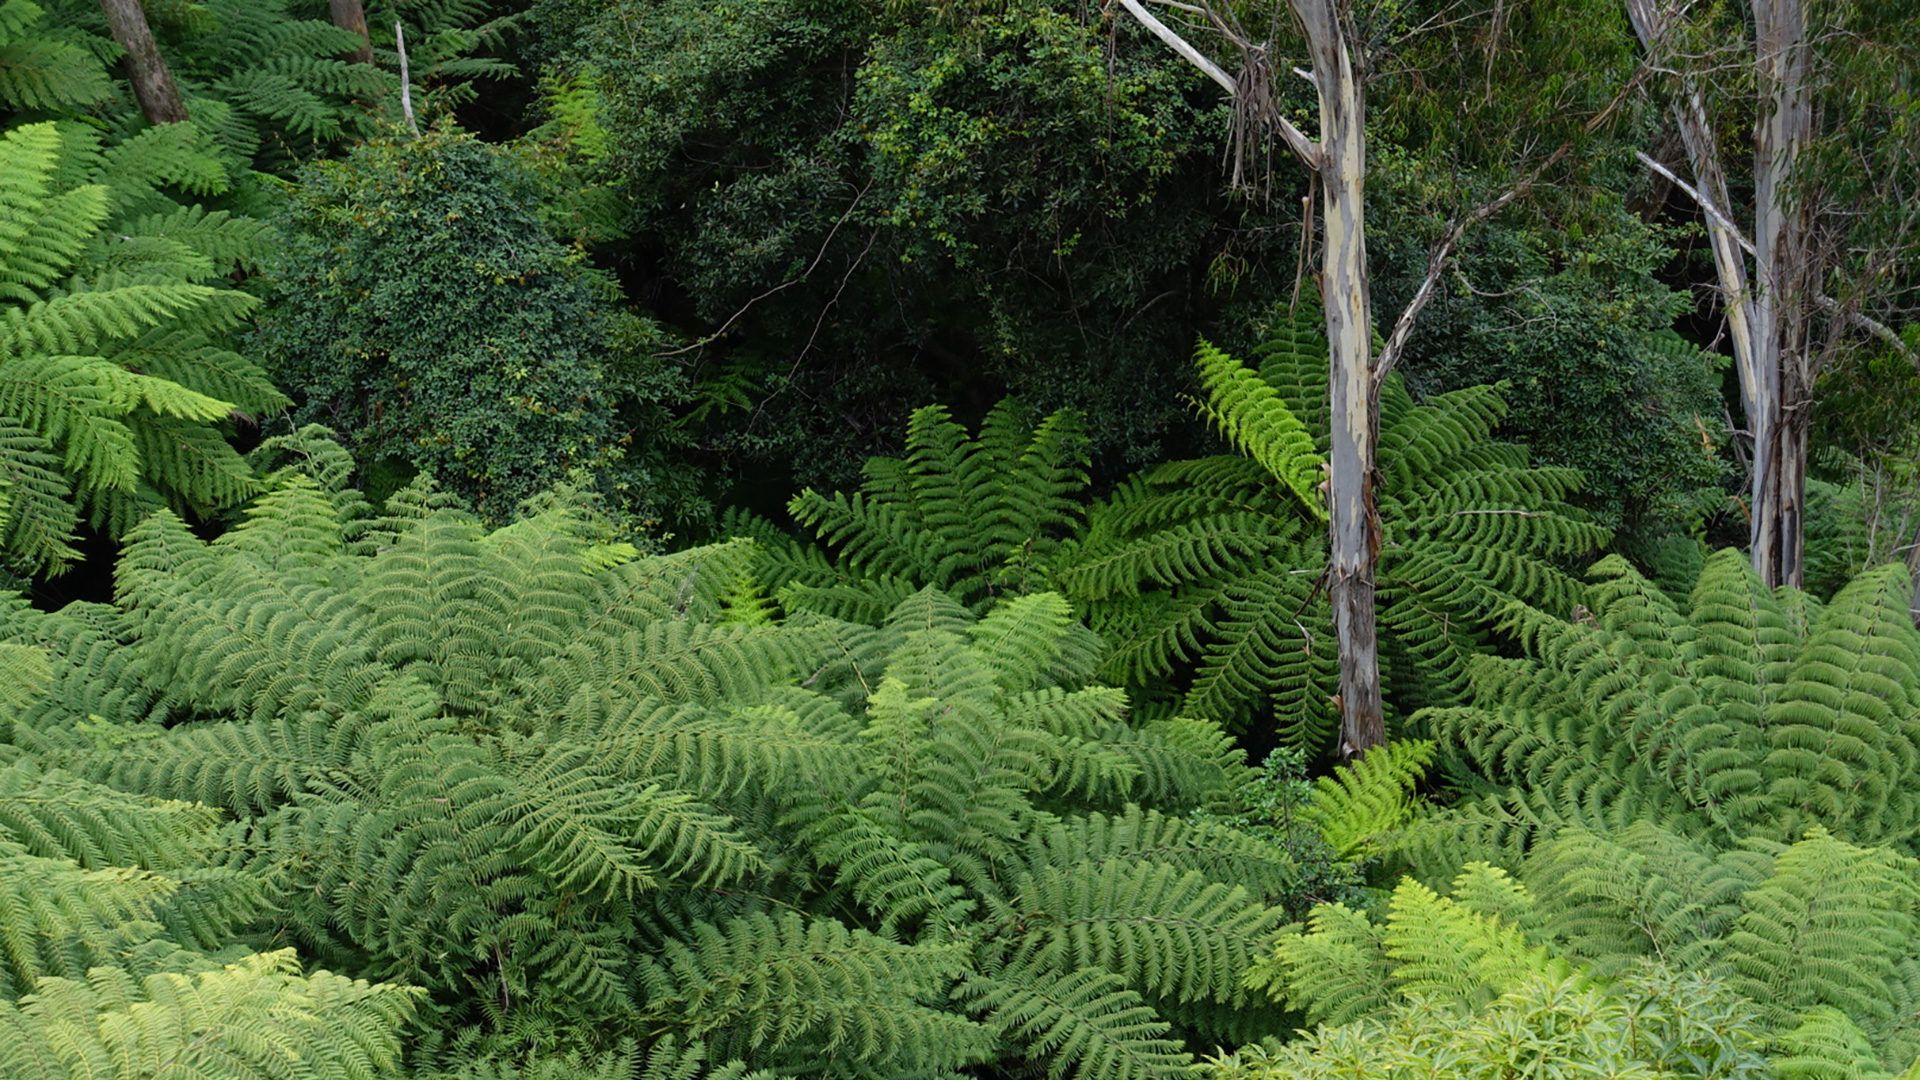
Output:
top-left (1, 0), bottom-right (1918, 1077)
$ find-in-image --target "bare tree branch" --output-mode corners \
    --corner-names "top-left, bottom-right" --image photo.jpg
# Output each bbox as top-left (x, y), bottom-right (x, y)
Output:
top-left (1637, 150), bottom-right (1918, 373)
top-left (1373, 59), bottom-right (1654, 388)
top-left (1115, 0), bottom-right (1320, 168)
top-left (395, 21), bottom-right (419, 136)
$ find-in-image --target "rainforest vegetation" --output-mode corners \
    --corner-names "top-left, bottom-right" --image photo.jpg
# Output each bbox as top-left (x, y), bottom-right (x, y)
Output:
top-left (1, 0), bottom-right (1918, 1076)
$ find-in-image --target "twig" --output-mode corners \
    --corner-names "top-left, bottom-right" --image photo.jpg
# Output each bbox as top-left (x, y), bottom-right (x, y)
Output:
top-left (395, 21), bottom-right (418, 136)
top-left (1372, 57), bottom-right (1654, 390)
top-left (656, 181), bottom-right (873, 358)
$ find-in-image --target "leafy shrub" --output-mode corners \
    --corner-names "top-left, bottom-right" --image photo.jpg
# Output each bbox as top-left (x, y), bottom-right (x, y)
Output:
top-left (565, 0), bottom-right (1290, 491)
top-left (252, 132), bottom-right (691, 523)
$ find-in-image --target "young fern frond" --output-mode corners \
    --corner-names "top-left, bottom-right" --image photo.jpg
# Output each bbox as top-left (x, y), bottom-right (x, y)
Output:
top-left (1302, 738), bottom-right (1433, 858)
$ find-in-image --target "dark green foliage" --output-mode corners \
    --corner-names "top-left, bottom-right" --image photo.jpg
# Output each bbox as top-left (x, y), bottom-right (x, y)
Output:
top-left (568, 0), bottom-right (1293, 490)
top-left (1060, 311), bottom-right (1610, 750)
top-left (2, 451), bottom-right (1303, 1075)
top-left (252, 132), bottom-right (691, 522)
top-left (1372, 173), bottom-right (1732, 548)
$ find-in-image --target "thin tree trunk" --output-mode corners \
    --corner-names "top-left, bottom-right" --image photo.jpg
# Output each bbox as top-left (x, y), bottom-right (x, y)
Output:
top-left (1296, 0), bottom-right (1386, 756)
top-left (329, 0), bottom-right (375, 64)
top-left (1906, 522), bottom-right (1920, 629)
top-left (1750, 0), bottom-right (1813, 588)
top-left (97, 0), bottom-right (186, 124)
top-left (1628, 0), bottom-right (1813, 588)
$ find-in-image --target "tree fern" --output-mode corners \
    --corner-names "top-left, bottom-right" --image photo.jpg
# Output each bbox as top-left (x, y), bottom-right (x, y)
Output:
top-left (0, 121), bottom-right (280, 573)
top-left (752, 399), bottom-right (1091, 617)
top-left (1061, 310), bottom-right (1609, 751)
top-left (959, 964), bottom-right (1195, 1080)
top-left (7, 448), bottom-right (1298, 1076)
top-left (0, 950), bottom-right (418, 1080)
top-left (1302, 738), bottom-right (1433, 859)
top-left (0, 595), bottom-right (415, 1077)
top-left (1404, 550), bottom-right (1920, 863)
top-left (1370, 553), bottom-right (1920, 1068)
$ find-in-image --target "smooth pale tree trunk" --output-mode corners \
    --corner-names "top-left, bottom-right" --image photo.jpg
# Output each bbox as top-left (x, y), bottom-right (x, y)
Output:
top-left (1749, 0), bottom-right (1813, 588)
top-left (97, 0), bottom-right (186, 124)
top-left (329, 0), bottom-right (375, 64)
top-left (1295, 0), bottom-right (1386, 756)
top-left (1629, 0), bottom-right (1813, 588)
top-left (1118, 0), bottom-right (1387, 754)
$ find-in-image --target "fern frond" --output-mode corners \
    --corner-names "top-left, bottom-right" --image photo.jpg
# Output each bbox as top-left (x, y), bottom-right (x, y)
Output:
top-left (1191, 338), bottom-right (1325, 519)
top-left (637, 912), bottom-right (989, 1070)
top-left (961, 965), bottom-right (1195, 1080)
top-left (1303, 739), bottom-right (1433, 858)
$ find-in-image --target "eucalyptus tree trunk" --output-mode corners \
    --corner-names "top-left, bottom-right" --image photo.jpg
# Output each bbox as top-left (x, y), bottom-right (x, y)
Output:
top-left (1628, 0), bottom-right (1813, 588)
top-left (97, 0), bottom-right (186, 124)
top-left (1294, 0), bottom-right (1385, 755)
top-left (1749, 0), bottom-right (1813, 588)
top-left (329, 0), bottom-right (376, 64)
top-left (1116, 0), bottom-right (1389, 754)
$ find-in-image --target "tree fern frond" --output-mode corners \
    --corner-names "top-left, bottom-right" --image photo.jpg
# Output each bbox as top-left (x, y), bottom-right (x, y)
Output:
top-left (1303, 739), bottom-right (1433, 859)
top-left (1069, 308), bottom-right (1607, 747)
top-left (1191, 337), bottom-right (1325, 519)
top-left (961, 965), bottom-right (1195, 1080)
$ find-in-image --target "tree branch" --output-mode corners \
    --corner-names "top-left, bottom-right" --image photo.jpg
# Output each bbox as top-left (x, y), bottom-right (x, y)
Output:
top-left (1637, 151), bottom-right (1918, 372)
top-left (1636, 150), bottom-right (1750, 252)
top-left (1115, 0), bottom-right (1320, 169)
top-left (1372, 60), bottom-right (1653, 389)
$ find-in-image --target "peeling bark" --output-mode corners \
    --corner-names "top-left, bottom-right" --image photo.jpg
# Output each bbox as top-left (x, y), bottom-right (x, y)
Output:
top-left (1629, 0), bottom-right (1813, 588)
top-left (1750, 0), bottom-right (1813, 588)
top-left (1294, 0), bottom-right (1385, 756)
